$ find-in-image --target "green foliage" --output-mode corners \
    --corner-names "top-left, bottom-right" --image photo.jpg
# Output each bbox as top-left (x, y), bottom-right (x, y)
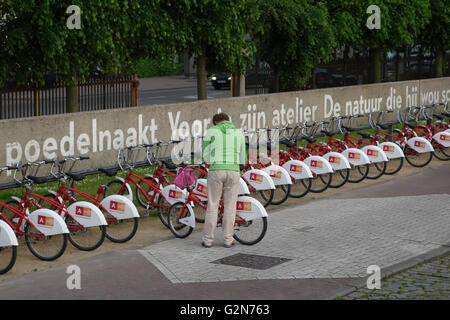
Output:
top-left (131, 56), bottom-right (183, 78)
top-left (418, 0), bottom-right (450, 50)
top-left (0, 0), bottom-right (177, 85)
top-left (326, 0), bottom-right (432, 50)
top-left (256, 0), bottom-right (337, 90)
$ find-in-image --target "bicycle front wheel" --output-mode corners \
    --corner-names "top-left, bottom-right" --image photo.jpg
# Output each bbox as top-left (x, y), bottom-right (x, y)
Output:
top-left (289, 178), bottom-right (311, 198)
top-left (105, 216), bottom-right (139, 243)
top-left (309, 173), bottom-right (332, 193)
top-left (25, 223), bottom-right (67, 261)
top-left (233, 216), bottom-right (268, 245)
top-left (329, 169), bottom-right (349, 188)
top-left (348, 164), bottom-right (368, 183)
top-left (404, 147), bottom-right (433, 167)
top-left (167, 202), bottom-right (193, 238)
top-left (0, 246), bottom-right (17, 275)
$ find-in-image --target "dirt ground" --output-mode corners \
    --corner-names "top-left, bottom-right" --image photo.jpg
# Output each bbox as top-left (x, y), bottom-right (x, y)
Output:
top-left (1, 157), bottom-right (449, 281)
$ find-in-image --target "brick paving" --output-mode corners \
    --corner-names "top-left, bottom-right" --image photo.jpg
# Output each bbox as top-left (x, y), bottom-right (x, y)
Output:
top-left (341, 253), bottom-right (450, 300)
top-left (138, 194), bottom-right (450, 284)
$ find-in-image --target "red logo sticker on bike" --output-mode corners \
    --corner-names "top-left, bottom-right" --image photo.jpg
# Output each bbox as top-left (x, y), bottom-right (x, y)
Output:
top-left (269, 170), bottom-right (282, 179)
top-left (37, 215), bottom-right (54, 227)
top-left (383, 145), bottom-right (395, 152)
top-left (414, 141), bottom-right (425, 148)
top-left (110, 201), bottom-right (125, 212)
top-left (310, 160), bottom-right (323, 168)
top-left (440, 135), bottom-right (450, 142)
top-left (289, 164), bottom-right (302, 173)
top-left (249, 173), bottom-right (263, 182)
top-left (236, 201), bottom-right (252, 211)
top-left (196, 184), bottom-right (207, 195)
top-left (348, 152), bottom-right (360, 160)
top-left (169, 190), bottom-right (182, 199)
top-left (366, 149), bottom-right (379, 157)
top-left (328, 156), bottom-right (340, 164)
top-left (76, 206), bottom-right (92, 218)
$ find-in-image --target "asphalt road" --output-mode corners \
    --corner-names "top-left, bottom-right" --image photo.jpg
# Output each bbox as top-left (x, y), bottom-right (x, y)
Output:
top-left (138, 85), bottom-right (230, 107)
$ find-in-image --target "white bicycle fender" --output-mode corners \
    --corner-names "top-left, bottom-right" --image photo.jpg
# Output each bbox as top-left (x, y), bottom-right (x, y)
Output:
top-left (242, 169), bottom-right (276, 191)
top-left (114, 176), bottom-right (134, 202)
top-left (66, 201), bottom-right (108, 227)
top-left (322, 152), bottom-right (351, 170)
top-left (341, 148), bottom-right (371, 166)
top-left (433, 132), bottom-right (450, 147)
top-left (282, 160), bottom-right (313, 180)
top-left (100, 195), bottom-right (140, 220)
top-left (303, 156), bottom-right (334, 174)
top-left (0, 220), bottom-right (18, 247)
top-left (194, 178), bottom-right (208, 199)
top-left (378, 142), bottom-right (405, 159)
top-left (236, 196), bottom-right (268, 221)
top-left (160, 185), bottom-right (188, 205)
top-left (445, 129), bottom-right (450, 134)
top-left (28, 209), bottom-right (69, 236)
top-left (177, 203), bottom-right (196, 228)
top-left (261, 165), bottom-right (292, 185)
top-left (406, 137), bottom-right (434, 153)
top-left (361, 145), bottom-right (389, 163)
top-left (238, 178), bottom-right (250, 195)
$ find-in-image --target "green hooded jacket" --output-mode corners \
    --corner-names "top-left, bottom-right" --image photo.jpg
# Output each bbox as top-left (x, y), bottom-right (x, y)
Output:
top-left (202, 121), bottom-right (246, 172)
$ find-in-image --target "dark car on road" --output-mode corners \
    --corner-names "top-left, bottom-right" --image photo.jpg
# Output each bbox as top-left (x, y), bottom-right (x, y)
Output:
top-left (211, 74), bottom-right (231, 89)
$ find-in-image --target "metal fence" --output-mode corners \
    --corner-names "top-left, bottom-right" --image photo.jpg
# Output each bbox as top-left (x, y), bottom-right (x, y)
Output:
top-left (0, 74), bottom-right (137, 119)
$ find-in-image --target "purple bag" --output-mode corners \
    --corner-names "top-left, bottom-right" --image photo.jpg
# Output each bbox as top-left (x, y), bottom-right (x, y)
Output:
top-left (174, 168), bottom-right (197, 189)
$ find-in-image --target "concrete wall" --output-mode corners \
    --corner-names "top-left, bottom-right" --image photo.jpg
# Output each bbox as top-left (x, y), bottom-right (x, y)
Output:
top-left (0, 77), bottom-right (449, 182)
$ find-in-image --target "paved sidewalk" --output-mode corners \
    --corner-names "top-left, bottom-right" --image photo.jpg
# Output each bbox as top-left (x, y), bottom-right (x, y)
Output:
top-left (139, 194), bottom-right (449, 284)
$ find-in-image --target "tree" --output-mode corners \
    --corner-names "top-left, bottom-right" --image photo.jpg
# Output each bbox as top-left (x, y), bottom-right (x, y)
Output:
top-left (255, 0), bottom-right (337, 92)
top-left (0, 0), bottom-right (175, 111)
top-left (166, 0), bottom-right (257, 100)
top-left (418, 0), bottom-right (450, 77)
top-left (326, 0), bottom-right (431, 83)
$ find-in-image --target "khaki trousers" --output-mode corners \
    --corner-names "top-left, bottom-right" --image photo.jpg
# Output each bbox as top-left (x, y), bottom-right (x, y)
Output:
top-left (202, 170), bottom-right (240, 246)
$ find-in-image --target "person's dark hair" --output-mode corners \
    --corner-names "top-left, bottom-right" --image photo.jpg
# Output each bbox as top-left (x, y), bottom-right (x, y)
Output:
top-left (212, 113), bottom-right (230, 125)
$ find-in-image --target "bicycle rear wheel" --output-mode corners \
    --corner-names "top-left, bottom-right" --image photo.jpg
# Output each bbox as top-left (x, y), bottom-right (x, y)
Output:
top-left (0, 246), bottom-right (17, 275)
top-left (233, 216), bottom-right (268, 245)
top-left (253, 189), bottom-right (274, 208)
top-left (289, 178), bottom-right (311, 198)
top-left (24, 223), bottom-right (67, 261)
top-left (167, 202), bottom-right (193, 238)
top-left (309, 173), bottom-right (332, 193)
top-left (270, 184), bottom-right (291, 205)
top-left (66, 214), bottom-right (106, 250)
top-left (404, 147), bottom-right (433, 167)
top-left (365, 162), bottom-right (387, 180)
top-left (382, 157), bottom-right (403, 175)
top-left (348, 164), bottom-right (368, 183)
top-left (329, 169), bottom-right (349, 188)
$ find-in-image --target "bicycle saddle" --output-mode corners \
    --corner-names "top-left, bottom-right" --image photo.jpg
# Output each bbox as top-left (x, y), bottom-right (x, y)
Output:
top-left (320, 130), bottom-right (333, 137)
top-left (434, 114), bottom-right (445, 120)
top-left (443, 111), bottom-right (450, 117)
top-left (305, 136), bottom-right (316, 143)
top-left (279, 137), bottom-right (296, 148)
top-left (27, 175), bottom-right (52, 184)
top-left (404, 123), bottom-right (417, 129)
top-left (66, 172), bottom-right (86, 181)
top-left (98, 166), bottom-right (119, 177)
top-left (357, 132), bottom-right (372, 139)
top-left (162, 159), bottom-right (177, 170)
top-left (378, 124), bottom-right (390, 130)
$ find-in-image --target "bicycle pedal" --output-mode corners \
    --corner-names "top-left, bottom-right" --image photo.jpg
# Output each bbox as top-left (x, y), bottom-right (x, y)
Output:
top-left (141, 211), bottom-right (150, 218)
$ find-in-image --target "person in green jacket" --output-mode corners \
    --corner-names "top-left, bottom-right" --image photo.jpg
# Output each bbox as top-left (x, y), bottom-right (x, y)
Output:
top-left (201, 113), bottom-right (246, 248)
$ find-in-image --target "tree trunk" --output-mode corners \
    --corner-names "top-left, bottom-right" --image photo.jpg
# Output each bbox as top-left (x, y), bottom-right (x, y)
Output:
top-left (273, 69), bottom-right (281, 93)
top-left (66, 84), bottom-right (79, 113)
top-left (434, 49), bottom-right (444, 78)
top-left (370, 47), bottom-right (382, 83)
top-left (196, 48), bottom-right (207, 100)
top-left (239, 73), bottom-right (246, 97)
